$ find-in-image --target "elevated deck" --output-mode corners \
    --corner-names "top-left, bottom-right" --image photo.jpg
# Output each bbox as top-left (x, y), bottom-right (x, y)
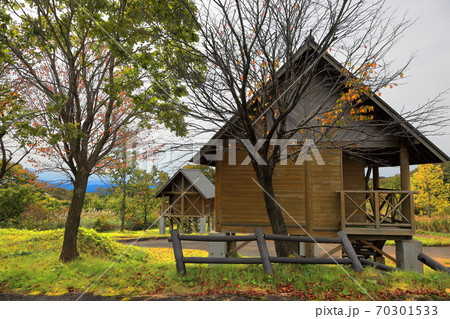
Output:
top-left (336, 190), bottom-right (417, 239)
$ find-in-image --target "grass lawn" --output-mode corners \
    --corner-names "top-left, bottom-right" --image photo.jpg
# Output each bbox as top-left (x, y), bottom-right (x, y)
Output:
top-left (103, 228), bottom-right (165, 241)
top-left (0, 228), bottom-right (449, 300)
top-left (385, 231), bottom-right (450, 246)
top-left (103, 228), bottom-right (207, 241)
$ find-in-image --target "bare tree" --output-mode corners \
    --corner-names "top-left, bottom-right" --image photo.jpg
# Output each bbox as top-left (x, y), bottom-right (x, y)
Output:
top-left (174, 0), bottom-right (448, 256)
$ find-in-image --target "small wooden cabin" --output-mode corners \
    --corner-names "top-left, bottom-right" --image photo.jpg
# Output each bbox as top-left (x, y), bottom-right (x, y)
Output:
top-left (193, 41), bottom-right (449, 261)
top-left (155, 169), bottom-right (215, 233)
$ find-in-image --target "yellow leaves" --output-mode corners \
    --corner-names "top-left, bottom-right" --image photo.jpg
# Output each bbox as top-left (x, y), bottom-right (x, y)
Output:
top-left (399, 73), bottom-right (404, 78)
top-left (274, 58), bottom-right (280, 69)
top-left (377, 92), bottom-right (382, 97)
top-left (411, 164), bottom-right (450, 216)
top-left (248, 90), bottom-right (254, 97)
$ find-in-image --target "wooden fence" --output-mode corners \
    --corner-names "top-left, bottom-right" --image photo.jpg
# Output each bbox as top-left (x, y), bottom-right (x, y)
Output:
top-left (169, 228), bottom-right (369, 274)
top-left (418, 253), bottom-right (450, 273)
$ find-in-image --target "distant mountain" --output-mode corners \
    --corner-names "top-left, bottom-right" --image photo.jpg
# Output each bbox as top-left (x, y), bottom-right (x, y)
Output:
top-left (44, 180), bottom-right (111, 193)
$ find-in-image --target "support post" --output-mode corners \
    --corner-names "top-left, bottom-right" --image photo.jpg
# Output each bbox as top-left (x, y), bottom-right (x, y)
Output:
top-left (300, 242), bottom-right (317, 257)
top-left (338, 231), bottom-right (363, 272)
top-left (255, 228), bottom-right (274, 274)
top-left (226, 232), bottom-right (237, 257)
top-left (159, 216), bottom-right (166, 235)
top-left (340, 192), bottom-right (346, 230)
top-left (180, 177), bottom-right (185, 233)
top-left (208, 231), bottom-right (227, 266)
top-left (395, 239), bottom-right (423, 273)
top-left (374, 192), bottom-right (380, 228)
top-left (400, 146), bottom-right (411, 221)
top-left (199, 217), bottom-right (207, 234)
top-left (170, 229), bottom-right (186, 274)
top-left (161, 194), bottom-right (165, 215)
top-left (304, 160), bottom-right (314, 257)
top-left (373, 166), bottom-right (380, 190)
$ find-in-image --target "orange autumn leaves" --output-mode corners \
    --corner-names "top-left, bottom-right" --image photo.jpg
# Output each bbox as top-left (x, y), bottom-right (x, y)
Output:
top-left (318, 60), bottom-right (399, 128)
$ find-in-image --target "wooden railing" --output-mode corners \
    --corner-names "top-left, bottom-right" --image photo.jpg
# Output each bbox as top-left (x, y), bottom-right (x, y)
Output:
top-left (336, 190), bottom-right (417, 235)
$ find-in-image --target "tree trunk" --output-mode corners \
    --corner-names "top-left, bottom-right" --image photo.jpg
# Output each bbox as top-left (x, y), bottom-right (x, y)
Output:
top-left (143, 203), bottom-right (148, 225)
top-left (59, 171), bottom-right (89, 263)
top-left (120, 182), bottom-right (126, 232)
top-left (257, 167), bottom-right (291, 257)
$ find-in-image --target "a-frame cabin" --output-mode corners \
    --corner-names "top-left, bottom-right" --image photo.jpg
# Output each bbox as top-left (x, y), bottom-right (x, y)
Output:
top-left (193, 40), bottom-right (449, 267)
top-left (155, 169), bottom-right (215, 234)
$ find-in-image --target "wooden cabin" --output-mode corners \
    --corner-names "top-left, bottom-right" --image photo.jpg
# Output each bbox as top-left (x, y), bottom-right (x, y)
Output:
top-left (155, 169), bottom-right (215, 234)
top-left (192, 41), bottom-right (449, 262)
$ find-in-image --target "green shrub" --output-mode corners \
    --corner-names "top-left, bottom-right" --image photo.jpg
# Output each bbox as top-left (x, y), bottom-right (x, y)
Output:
top-left (19, 203), bottom-right (59, 231)
top-left (80, 210), bottom-right (121, 232)
top-left (0, 184), bottom-right (41, 222)
top-left (125, 212), bottom-right (156, 230)
top-left (416, 216), bottom-right (450, 233)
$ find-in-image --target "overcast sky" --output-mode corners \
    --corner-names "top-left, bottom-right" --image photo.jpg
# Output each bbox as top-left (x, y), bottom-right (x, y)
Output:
top-left (381, 0), bottom-right (450, 154)
top-left (36, 0), bottom-right (450, 181)
top-left (140, 0), bottom-right (450, 178)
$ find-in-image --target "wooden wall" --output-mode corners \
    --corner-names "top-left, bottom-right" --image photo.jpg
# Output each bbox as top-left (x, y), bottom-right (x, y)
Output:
top-left (165, 174), bottom-right (213, 217)
top-left (215, 148), bottom-right (343, 237)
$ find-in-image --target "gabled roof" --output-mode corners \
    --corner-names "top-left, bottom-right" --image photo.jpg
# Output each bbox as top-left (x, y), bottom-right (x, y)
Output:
top-left (193, 39), bottom-right (449, 166)
top-left (154, 168), bottom-right (215, 199)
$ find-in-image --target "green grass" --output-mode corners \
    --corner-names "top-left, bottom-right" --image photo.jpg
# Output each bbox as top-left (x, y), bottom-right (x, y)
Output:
top-left (417, 230), bottom-right (450, 238)
top-left (103, 228), bottom-right (209, 241)
top-left (0, 228), bottom-right (449, 300)
top-left (102, 228), bottom-right (164, 240)
top-left (385, 231), bottom-right (450, 246)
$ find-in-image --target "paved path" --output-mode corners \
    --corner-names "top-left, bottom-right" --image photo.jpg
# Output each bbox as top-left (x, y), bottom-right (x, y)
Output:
top-left (132, 238), bottom-right (450, 259)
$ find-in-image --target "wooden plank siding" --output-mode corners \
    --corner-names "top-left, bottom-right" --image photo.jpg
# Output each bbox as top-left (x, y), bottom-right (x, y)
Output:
top-left (215, 147), bottom-right (343, 237)
top-left (310, 149), bottom-right (343, 237)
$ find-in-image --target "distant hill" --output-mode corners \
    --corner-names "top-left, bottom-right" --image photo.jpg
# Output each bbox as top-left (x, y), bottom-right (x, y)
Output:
top-left (45, 180), bottom-right (111, 193)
